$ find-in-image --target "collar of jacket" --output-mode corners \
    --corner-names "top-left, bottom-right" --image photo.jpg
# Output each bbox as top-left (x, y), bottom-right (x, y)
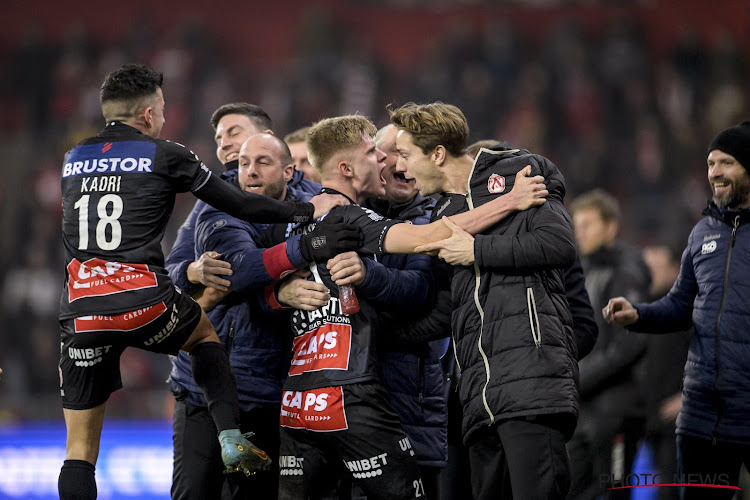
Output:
top-left (702, 200), bottom-right (750, 225)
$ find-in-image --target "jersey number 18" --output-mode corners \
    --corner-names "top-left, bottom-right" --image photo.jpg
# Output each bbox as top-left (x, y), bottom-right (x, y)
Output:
top-left (74, 194), bottom-right (123, 250)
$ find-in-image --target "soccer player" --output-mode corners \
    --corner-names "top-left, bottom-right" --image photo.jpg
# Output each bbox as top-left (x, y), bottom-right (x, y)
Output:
top-left (57, 64), bottom-right (360, 499)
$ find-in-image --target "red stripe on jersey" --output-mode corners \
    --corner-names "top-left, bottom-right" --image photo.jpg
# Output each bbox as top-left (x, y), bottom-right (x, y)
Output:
top-left (67, 258), bottom-right (158, 302)
top-left (289, 322), bottom-right (351, 376)
top-left (261, 241), bottom-right (296, 280)
top-left (73, 301), bottom-right (168, 332)
top-left (280, 386), bottom-right (348, 432)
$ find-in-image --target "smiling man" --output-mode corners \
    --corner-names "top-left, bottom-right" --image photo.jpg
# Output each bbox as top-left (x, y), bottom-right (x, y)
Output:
top-left (169, 132), bottom-right (364, 500)
top-left (272, 114), bottom-right (549, 499)
top-left (604, 121), bottom-right (750, 500)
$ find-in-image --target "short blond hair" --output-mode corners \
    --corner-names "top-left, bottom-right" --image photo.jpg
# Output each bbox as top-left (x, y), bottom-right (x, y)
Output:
top-left (283, 126), bottom-right (310, 144)
top-left (388, 102), bottom-right (469, 157)
top-left (307, 115), bottom-right (377, 173)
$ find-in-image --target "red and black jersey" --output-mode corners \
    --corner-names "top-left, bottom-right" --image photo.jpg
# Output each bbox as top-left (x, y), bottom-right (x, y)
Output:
top-left (59, 122), bottom-right (211, 320)
top-left (283, 195), bottom-right (403, 392)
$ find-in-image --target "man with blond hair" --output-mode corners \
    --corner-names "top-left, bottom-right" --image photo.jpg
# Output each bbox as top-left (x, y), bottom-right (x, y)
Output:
top-left (273, 114), bottom-right (549, 499)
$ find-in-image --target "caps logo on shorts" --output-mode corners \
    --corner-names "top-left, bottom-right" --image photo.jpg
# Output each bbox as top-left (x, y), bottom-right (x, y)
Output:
top-left (280, 386), bottom-right (348, 432)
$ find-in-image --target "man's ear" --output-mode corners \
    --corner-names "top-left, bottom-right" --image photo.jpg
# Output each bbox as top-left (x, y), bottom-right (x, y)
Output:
top-left (282, 164), bottom-right (294, 183)
top-left (337, 160), bottom-right (354, 178)
top-left (141, 104), bottom-right (154, 131)
top-left (432, 145), bottom-right (446, 167)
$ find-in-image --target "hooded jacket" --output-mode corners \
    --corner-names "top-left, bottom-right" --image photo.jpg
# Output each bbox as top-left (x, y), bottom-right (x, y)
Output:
top-left (452, 147), bottom-right (580, 443)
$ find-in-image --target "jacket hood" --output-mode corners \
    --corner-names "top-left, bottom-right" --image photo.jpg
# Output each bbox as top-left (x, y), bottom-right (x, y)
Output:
top-left (472, 146), bottom-right (566, 204)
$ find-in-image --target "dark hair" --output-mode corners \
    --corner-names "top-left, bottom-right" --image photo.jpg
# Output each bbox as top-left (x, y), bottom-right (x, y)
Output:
top-left (210, 103), bottom-right (273, 132)
top-left (100, 64), bottom-right (163, 103)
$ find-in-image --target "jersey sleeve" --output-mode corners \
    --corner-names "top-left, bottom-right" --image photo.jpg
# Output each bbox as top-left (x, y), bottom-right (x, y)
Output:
top-left (335, 205), bottom-right (404, 255)
top-left (160, 140), bottom-right (212, 193)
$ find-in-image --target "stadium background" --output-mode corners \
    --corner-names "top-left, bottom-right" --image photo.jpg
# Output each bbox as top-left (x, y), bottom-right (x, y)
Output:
top-left (0, 0), bottom-right (748, 498)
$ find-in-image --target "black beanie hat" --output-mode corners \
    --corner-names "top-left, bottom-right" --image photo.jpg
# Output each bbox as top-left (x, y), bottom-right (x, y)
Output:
top-left (707, 120), bottom-right (750, 173)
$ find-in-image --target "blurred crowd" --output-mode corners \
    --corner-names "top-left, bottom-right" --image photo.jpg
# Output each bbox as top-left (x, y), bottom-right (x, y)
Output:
top-left (0, 2), bottom-right (747, 421)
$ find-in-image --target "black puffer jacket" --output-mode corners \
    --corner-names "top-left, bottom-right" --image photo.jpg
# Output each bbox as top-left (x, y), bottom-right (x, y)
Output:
top-left (452, 148), bottom-right (580, 443)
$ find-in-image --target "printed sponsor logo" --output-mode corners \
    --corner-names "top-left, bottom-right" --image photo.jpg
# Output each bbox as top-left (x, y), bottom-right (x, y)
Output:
top-left (143, 304), bottom-right (179, 346)
top-left (63, 141), bottom-right (156, 177)
top-left (74, 302), bottom-right (167, 332)
top-left (487, 173), bottom-right (506, 194)
top-left (289, 322), bottom-right (351, 376)
top-left (67, 258), bottom-right (158, 302)
top-left (703, 233), bottom-right (721, 241)
top-left (701, 241), bottom-right (717, 254)
top-left (279, 455), bottom-right (304, 476)
top-left (68, 345), bottom-right (113, 367)
top-left (343, 452), bottom-right (389, 479)
top-left (399, 437), bottom-right (415, 457)
top-left (280, 386), bottom-right (347, 432)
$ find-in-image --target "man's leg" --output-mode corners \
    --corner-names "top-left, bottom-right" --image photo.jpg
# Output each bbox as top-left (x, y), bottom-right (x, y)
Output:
top-left (171, 399), bottom-right (225, 500)
top-left (58, 404), bottom-right (106, 500)
top-left (467, 425), bottom-right (511, 500)
top-left (677, 434), bottom-right (743, 500)
top-left (497, 417), bottom-right (571, 500)
top-left (181, 309), bottom-right (271, 475)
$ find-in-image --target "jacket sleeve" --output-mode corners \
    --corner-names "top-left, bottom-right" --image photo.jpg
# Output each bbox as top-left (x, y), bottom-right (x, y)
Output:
top-left (195, 207), bottom-right (306, 293)
top-left (565, 254), bottom-right (598, 361)
top-left (473, 200), bottom-right (576, 271)
top-left (631, 241), bottom-right (697, 333)
top-left (357, 254), bottom-right (433, 311)
top-left (194, 173), bottom-right (314, 224)
top-left (165, 200), bottom-right (202, 296)
top-left (578, 252), bottom-right (651, 398)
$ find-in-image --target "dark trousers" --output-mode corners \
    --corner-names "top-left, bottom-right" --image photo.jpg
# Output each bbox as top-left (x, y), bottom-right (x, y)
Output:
top-left (438, 391), bottom-right (471, 500)
top-left (646, 429), bottom-right (680, 500)
top-left (171, 399), bottom-right (281, 500)
top-left (468, 417), bottom-right (571, 500)
top-left (567, 416), bottom-right (644, 500)
top-left (677, 434), bottom-right (750, 500)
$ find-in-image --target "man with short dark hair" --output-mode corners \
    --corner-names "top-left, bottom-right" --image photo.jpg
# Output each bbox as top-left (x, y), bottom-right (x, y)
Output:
top-left (57, 64), bottom-right (359, 500)
top-left (605, 121), bottom-right (750, 500)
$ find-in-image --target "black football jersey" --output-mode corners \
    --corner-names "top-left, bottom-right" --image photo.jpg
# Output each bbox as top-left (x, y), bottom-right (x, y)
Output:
top-left (59, 122), bottom-right (211, 319)
top-left (283, 198), bottom-right (403, 392)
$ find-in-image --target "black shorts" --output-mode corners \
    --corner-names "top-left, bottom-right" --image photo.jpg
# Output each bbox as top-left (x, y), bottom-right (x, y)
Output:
top-left (59, 287), bottom-right (201, 410)
top-left (279, 382), bottom-right (424, 500)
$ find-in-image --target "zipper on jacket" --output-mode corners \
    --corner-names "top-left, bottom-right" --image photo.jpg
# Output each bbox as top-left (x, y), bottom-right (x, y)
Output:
top-left (711, 214), bottom-right (739, 442)
top-left (227, 319), bottom-right (236, 352)
top-left (526, 288), bottom-right (542, 348)
top-left (466, 184), bottom-right (495, 424)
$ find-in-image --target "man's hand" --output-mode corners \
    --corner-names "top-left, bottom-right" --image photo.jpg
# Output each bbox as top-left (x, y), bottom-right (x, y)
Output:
top-left (195, 287), bottom-right (230, 312)
top-left (300, 215), bottom-right (364, 263)
top-left (507, 165), bottom-right (548, 211)
top-left (278, 270), bottom-right (331, 311)
top-left (659, 393), bottom-right (682, 423)
top-left (187, 251), bottom-right (232, 291)
top-left (602, 297), bottom-right (639, 326)
top-left (414, 217), bottom-right (475, 266)
top-left (309, 193), bottom-right (350, 219)
top-left (327, 251), bottom-right (366, 286)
